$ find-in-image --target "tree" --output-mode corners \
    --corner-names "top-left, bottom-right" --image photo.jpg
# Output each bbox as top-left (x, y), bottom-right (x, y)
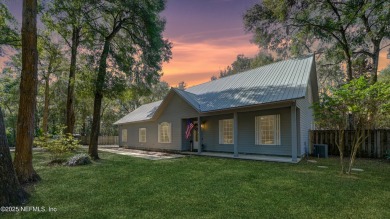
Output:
top-left (0, 56), bottom-right (21, 147)
top-left (177, 81), bottom-right (187, 90)
top-left (313, 77), bottom-right (390, 173)
top-left (0, 0), bottom-right (19, 52)
top-left (379, 65), bottom-right (390, 83)
top-left (42, 0), bottom-right (96, 134)
top-left (0, 107), bottom-right (28, 205)
top-left (0, 1), bottom-right (27, 205)
top-left (218, 52), bottom-right (275, 78)
top-left (219, 54), bottom-right (251, 78)
top-left (250, 52), bottom-right (275, 69)
top-left (353, 1), bottom-right (390, 83)
top-left (38, 33), bottom-right (65, 134)
top-left (13, 0), bottom-right (41, 183)
top-left (243, 0), bottom-right (390, 84)
top-left (87, 0), bottom-right (172, 159)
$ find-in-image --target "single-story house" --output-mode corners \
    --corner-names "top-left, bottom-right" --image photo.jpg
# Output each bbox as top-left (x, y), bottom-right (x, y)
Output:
top-left (114, 55), bottom-right (318, 162)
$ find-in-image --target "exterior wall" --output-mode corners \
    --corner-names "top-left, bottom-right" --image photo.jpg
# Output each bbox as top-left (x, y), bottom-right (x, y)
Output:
top-left (201, 107), bottom-right (292, 156)
top-left (296, 82), bottom-right (314, 157)
top-left (119, 93), bottom-right (199, 150)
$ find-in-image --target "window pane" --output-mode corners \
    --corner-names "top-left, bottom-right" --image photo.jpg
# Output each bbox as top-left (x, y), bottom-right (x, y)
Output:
top-left (159, 122), bottom-right (171, 143)
top-left (122, 129), bottom-right (127, 143)
top-left (139, 128), bottom-right (146, 142)
top-left (255, 115), bottom-right (280, 145)
top-left (219, 119), bottom-right (233, 144)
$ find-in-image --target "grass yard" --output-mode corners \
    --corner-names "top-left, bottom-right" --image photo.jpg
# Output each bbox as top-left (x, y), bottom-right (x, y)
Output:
top-left (2, 151), bottom-right (390, 219)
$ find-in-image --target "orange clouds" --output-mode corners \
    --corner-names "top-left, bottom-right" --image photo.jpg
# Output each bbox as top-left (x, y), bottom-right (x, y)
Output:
top-left (162, 35), bottom-right (390, 87)
top-left (161, 34), bottom-right (259, 87)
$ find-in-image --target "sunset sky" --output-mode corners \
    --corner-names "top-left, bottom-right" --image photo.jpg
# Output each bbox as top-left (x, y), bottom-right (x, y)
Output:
top-left (3, 0), bottom-right (390, 87)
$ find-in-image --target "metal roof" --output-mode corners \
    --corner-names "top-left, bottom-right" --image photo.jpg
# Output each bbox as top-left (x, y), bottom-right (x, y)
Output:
top-left (114, 55), bottom-right (314, 124)
top-left (113, 100), bottom-right (162, 125)
top-left (184, 55), bottom-right (314, 112)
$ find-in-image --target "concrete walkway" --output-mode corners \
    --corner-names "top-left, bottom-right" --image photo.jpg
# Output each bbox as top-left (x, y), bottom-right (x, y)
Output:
top-left (98, 147), bottom-right (185, 160)
top-left (182, 151), bottom-right (301, 163)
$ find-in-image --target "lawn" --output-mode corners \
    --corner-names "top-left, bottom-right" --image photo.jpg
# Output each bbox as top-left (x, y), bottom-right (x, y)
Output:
top-left (3, 151), bottom-right (390, 219)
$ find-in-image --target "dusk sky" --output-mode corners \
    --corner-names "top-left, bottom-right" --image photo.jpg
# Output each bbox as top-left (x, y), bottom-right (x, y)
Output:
top-left (3, 0), bottom-right (390, 86)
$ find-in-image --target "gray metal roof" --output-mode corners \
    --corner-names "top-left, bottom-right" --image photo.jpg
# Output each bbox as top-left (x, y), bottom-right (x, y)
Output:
top-left (113, 100), bottom-right (162, 125)
top-left (184, 55), bottom-right (314, 112)
top-left (114, 55), bottom-right (314, 124)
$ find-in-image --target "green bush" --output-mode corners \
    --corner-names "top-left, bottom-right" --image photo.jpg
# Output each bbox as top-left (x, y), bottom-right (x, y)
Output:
top-left (34, 131), bottom-right (80, 162)
top-left (385, 150), bottom-right (390, 160)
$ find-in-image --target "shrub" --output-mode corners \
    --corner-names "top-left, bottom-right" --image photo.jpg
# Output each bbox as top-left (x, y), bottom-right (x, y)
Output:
top-left (385, 150), bottom-right (390, 160)
top-left (34, 131), bottom-right (80, 162)
top-left (65, 154), bottom-right (92, 166)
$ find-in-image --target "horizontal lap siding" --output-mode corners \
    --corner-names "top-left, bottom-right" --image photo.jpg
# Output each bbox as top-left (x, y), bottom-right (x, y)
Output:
top-left (296, 83), bottom-right (313, 156)
top-left (202, 107), bottom-right (292, 156)
top-left (202, 114), bottom-right (235, 153)
top-left (119, 93), bottom-right (199, 150)
top-left (237, 107), bottom-right (291, 156)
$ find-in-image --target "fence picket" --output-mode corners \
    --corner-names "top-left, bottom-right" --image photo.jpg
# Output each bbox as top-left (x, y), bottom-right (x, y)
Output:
top-left (80, 136), bottom-right (119, 145)
top-left (310, 130), bottom-right (390, 158)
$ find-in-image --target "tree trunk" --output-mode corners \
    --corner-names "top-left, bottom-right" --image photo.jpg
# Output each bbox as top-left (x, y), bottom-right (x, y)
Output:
top-left (13, 0), bottom-right (40, 183)
top-left (0, 108), bottom-right (29, 206)
top-left (344, 50), bottom-right (353, 82)
top-left (337, 129), bottom-right (345, 173)
top-left (89, 39), bottom-right (111, 160)
top-left (42, 67), bottom-right (51, 134)
top-left (65, 26), bottom-right (81, 135)
top-left (371, 42), bottom-right (380, 84)
top-left (347, 129), bottom-right (365, 174)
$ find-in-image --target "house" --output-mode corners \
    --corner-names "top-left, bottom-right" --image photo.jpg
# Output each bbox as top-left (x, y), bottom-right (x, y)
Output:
top-left (114, 55), bottom-right (319, 162)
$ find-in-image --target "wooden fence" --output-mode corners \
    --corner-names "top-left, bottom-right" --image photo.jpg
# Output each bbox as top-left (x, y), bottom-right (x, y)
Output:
top-left (80, 136), bottom-right (119, 145)
top-left (309, 130), bottom-right (390, 158)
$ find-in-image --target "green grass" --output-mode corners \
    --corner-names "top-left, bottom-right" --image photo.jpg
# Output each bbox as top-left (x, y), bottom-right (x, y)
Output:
top-left (3, 152), bottom-right (390, 219)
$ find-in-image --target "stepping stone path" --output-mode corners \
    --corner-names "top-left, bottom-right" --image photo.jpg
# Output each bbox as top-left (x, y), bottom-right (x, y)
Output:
top-left (317, 166), bottom-right (328, 169)
top-left (351, 168), bottom-right (364, 172)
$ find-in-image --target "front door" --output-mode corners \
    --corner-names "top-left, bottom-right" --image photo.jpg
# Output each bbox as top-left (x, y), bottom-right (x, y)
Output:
top-left (193, 128), bottom-right (199, 150)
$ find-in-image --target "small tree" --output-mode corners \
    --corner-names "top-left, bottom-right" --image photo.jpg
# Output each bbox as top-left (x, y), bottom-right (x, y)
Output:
top-left (313, 77), bottom-right (390, 174)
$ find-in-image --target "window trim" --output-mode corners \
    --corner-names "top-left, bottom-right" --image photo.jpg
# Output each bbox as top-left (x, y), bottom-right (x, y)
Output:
top-left (219, 119), bottom-right (234, 145)
top-left (158, 122), bottom-right (171, 143)
top-left (121, 128), bottom-right (127, 143)
top-left (255, 114), bottom-right (280, 145)
top-left (139, 128), bottom-right (146, 143)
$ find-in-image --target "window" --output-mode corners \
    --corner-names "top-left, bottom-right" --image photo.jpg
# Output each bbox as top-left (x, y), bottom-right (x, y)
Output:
top-left (139, 128), bottom-right (146, 143)
top-left (219, 119), bottom-right (234, 144)
top-left (122, 129), bottom-right (127, 143)
top-left (255, 115), bottom-right (280, 145)
top-left (158, 122), bottom-right (171, 143)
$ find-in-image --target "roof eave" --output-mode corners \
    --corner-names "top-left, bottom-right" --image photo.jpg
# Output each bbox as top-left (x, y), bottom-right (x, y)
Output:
top-left (113, 118), bottom-right (154, 126)
top-left (199, 97), bottom-right (302, 114)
